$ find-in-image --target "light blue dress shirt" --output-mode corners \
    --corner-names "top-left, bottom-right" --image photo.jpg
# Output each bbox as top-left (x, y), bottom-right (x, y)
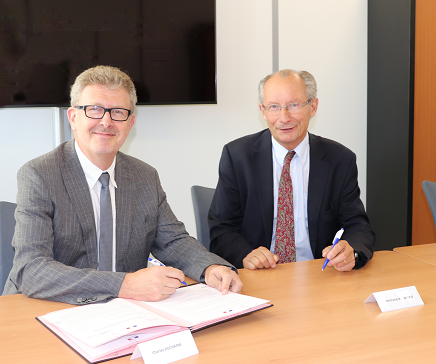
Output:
top-left (270, 133), bottom-right (314, 261)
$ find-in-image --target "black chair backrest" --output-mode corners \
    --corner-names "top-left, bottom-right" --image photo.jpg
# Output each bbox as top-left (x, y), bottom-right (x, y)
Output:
top-left (0, 201), bottom-right (17, 291)
top-left (191, 186), bottom-right (215, 250)
top-left (422, 180), bottom-right (436, 231)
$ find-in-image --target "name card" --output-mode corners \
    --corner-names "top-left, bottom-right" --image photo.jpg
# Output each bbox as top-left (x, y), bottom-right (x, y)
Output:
top-left (131, 329), bottom-right (198, 364)
top-left (364, 286), bottom-right (424, 312)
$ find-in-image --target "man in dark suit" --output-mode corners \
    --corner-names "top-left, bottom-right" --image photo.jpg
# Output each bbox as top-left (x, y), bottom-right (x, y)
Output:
top-left (3, 65), bottom-right (242, 304)
top-left (209, 69), bottom-right (375, 270)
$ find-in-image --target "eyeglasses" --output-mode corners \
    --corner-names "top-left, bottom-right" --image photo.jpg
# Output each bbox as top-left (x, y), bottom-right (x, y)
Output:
top-left (262, 99), bottom-right (312, 115)
top-left (75, 105), bottom-right (132, 121)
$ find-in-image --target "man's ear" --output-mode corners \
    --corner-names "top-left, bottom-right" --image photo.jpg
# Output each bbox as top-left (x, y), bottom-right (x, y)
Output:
top-left (259, 103), bottom-right (267, 120)
top-left (128, 114), bottom-right (136, 131)
top-left (310, 98), bottom-right (319, 117)
top-left (67, 107), bottom-right (77, 131)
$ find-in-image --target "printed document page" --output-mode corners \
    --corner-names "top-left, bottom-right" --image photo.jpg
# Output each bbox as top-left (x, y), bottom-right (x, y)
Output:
top-left (142, 284), bottom-right (270, 327)
top-left (41, 319), bottom-right (182, 363)
top-left (39, 298), bottom-right (179, 348)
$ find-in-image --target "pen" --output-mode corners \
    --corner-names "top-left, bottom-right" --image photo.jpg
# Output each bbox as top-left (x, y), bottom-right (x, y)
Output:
top-left (147, 257), bottom-right (187, 285)
top-left (322, 228), bottom-right (344, 271)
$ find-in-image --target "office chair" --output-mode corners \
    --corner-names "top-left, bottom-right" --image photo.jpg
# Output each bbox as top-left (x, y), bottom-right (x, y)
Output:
top-left (191, 185), bottom-right (216, 250)
top-left (422, 180), bottom-right (436, 231)
top-left (0, 201), bottom-right (17, 291)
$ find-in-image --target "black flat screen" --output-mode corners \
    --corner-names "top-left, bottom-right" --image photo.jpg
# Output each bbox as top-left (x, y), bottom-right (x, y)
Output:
top-left (0, 0), bottom-right (216, 107)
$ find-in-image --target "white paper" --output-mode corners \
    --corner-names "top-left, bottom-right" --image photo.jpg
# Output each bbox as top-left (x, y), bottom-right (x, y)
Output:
top-left (364, 286), bottom-right (424, 312)
top-left (40, 298), bottom-right (178, 347)
top-left (143, 284), bottom-right (269, 326)
top-left (131, 329), bottom-right (198, 363)
top-left (37, 315), bottom-right (185, 363)
top-left (64, 327), bottom-right (175, 362)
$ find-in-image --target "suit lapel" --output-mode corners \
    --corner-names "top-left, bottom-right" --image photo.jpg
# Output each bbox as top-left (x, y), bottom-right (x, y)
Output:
top-left (307, 133), bottom-right (330, 254)
top-left (252, 130), bottom-right (274, 247)
top-left (61, 140), bottom-right (99, 268)
top-left (113, 153), bottom-right (133, 272)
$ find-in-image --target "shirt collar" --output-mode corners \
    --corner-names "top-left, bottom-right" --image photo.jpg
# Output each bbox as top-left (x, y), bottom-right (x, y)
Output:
top-left (271, 132), bottom-right (309, 166)
top-left (74, 141), bottom-right (117, 189)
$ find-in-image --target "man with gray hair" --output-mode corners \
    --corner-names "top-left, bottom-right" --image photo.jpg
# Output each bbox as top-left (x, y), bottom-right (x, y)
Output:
top-left (209, 69), bottom-right (375, 270)
top-left (3, 65), bottom-right (242, 304)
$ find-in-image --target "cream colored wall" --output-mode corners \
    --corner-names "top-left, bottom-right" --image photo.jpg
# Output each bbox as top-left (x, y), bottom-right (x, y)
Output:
top-left (1, 108), bottom-right (55, 201)
top-left (278, 0), bottom-right (368, 204)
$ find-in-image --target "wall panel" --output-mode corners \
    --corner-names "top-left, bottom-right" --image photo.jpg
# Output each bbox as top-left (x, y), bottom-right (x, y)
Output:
top-left (412, 0), bottom-right (436, 244)
top-left (367, 0), bottom-right (415, 250)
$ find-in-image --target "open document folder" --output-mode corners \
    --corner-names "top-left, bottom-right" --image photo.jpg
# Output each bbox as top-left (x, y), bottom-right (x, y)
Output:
top-left (37, 283), bottom-right (272, 363)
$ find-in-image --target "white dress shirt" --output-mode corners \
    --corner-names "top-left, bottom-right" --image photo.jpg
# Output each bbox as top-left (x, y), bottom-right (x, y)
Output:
top-left (75, 142), bottom-right (117, 271)
top-left (270, 133), bottom-right (314, 261)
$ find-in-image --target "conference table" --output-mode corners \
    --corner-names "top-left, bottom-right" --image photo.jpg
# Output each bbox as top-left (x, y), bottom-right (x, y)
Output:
top-left (394, 243), bottom-right (436, 266)
top-left (2, 250), bottom-right (436, 364)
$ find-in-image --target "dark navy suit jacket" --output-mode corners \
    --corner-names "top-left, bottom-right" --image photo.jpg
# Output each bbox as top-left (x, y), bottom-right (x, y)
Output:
top-left (209, 129), bottom-right (375, 269)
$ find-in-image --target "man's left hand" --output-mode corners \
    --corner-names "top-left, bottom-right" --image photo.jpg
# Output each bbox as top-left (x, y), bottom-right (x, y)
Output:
top-left (322, 240), bottom-right (355, 271)
top-left (204, 265), bottom-right (243, 294)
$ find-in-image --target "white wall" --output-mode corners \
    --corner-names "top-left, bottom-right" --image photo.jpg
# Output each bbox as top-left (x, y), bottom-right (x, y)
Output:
top-left (278, 0), bottom-right (368, 203)
top-left (0, 0), bottom-right (368, 240)
top-left (1, 108), bottom-right (56, 201)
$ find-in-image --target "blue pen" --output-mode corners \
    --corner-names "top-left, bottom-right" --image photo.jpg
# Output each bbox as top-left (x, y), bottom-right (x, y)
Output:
top-left (147, 257), bottom-right (187, 285)
top-left (322, 228), bottom-right (344, 271)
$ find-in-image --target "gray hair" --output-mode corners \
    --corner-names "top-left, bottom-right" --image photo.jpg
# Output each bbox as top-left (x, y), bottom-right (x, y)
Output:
top-left (70, 65), bottom-right (137, 111)
top-left (258, 69), bottom-right (317, 104)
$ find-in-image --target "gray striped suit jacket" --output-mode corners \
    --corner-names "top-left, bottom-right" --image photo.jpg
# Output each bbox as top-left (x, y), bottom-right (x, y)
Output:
top-left (3, 140), bottom-right (232, 304)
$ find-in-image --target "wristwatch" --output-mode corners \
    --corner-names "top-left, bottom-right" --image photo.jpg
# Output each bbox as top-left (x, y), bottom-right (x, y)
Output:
top-left (354, 251), bottom-right (360, 262)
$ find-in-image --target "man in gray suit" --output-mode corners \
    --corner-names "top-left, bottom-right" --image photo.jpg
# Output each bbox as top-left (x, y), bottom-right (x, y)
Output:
top-left (3, 65), bottom-right (242, 304)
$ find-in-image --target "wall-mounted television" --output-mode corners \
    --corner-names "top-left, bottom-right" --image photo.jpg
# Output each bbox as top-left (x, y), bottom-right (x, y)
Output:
top-left (0, 0), bottom-right (216, 107)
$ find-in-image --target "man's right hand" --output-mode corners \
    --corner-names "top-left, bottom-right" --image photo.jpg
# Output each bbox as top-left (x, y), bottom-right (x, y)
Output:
top-left (242, 247), bottom-right (279, 269)
top-left (118, 266), bottom-right (186, 301)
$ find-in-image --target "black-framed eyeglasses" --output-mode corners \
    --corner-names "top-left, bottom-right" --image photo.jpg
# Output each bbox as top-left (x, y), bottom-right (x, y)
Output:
top-left (75, 105), bottom-right (132, 121)
top-left (262, 99), bottom-right (312, 115)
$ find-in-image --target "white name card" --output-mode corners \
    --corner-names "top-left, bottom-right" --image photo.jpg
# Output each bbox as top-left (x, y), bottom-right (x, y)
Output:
top-left (131, 329), bottom-right (199, 364)
top-left (364, 286), bottom-right (424, 312)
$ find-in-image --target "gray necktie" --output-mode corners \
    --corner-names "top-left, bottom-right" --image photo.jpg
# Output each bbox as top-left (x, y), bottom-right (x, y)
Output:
top-left (98, 172), bottom-right (113, 271)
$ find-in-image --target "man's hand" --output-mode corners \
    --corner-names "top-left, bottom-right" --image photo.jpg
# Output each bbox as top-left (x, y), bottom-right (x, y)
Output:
top-left (322, 239), bottom-right (355, 271)
top-left (242, 247), bottom-right (279, 269)
top-left (204, 265), bottom-right (243, 295)
top-left (118, 266), bottom-right (186, 301)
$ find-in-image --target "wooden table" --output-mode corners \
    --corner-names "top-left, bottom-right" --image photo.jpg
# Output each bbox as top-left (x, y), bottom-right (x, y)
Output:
top-left (394, 243), bottom-right (436, 266)
top-left (2, 251), bottom-right (436, 364)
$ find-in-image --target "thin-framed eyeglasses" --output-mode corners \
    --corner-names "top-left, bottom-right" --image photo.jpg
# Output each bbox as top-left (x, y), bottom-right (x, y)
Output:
top-left (262, 99), bottom-right (312, 115)
top-left (75, 105), bottom-right (132, 121)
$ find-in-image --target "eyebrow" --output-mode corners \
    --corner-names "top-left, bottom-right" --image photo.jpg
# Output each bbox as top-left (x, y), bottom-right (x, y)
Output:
top-left (265, 99), bottom-right (302, 104)
top-left (84, 103), bottom-right (130, 109)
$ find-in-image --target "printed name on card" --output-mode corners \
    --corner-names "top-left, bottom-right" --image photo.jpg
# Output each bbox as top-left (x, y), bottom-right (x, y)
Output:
top-left (364, 286), bottom-right (424, 312)
top-left (131, 329), bottom-right (198, 364)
